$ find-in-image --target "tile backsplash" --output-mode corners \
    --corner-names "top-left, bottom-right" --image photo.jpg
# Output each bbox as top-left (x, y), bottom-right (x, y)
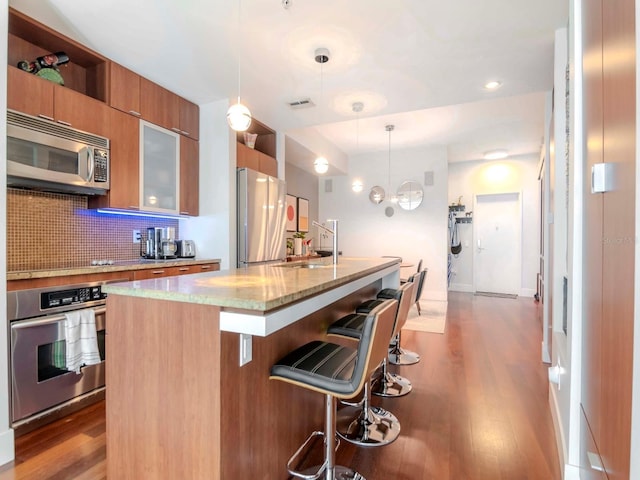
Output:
top-left (7, 188), bottom-right (179, 272)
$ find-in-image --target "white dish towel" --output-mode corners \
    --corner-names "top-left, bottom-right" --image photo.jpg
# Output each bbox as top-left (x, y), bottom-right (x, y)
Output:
top-left (64, 309), bottom-right (101, 374)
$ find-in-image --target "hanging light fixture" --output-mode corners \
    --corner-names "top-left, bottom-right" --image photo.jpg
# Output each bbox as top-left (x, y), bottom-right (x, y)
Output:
top-left (227, 0), bottom-right (252, 132)
top-left (351, 101), bottom-right (364, 192)
top-left (386, 124), bottom-right (398, 203)
top-left (313, 47), bottom-right (330, 174)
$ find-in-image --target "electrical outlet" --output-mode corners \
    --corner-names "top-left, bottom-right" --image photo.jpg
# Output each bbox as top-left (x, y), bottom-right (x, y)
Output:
top-left (133, 229), bottom-right (141, 244)
top-left (239, 334), bottom-right (252, 366)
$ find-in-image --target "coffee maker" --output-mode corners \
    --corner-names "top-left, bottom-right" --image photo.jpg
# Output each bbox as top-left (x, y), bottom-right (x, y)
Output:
top-left (142, 227), bottom-right (177, 259)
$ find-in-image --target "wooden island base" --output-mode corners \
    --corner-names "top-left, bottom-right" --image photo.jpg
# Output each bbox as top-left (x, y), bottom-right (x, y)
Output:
top-left (106, 281), bottom-right (380, 479)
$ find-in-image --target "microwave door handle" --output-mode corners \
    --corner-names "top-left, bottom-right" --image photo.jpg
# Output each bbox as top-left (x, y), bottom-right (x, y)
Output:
top-left (86, 147), bottom-right (95, 182)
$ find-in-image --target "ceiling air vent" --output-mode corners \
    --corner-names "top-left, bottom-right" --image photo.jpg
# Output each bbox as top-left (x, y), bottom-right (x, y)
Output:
top-left (287, 98), bottom-right (315, 109)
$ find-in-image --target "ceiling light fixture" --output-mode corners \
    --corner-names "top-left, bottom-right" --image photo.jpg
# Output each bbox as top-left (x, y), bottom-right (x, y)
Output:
top-left (313, 47), bottom-right (330, 174)
top-left (351, 101), bottom-right (364, 193)
top-left (227, 0), bottom-right (252, 132)
top-left (484, 80), bottom-right (502, 90)
top-left (386, 124), bottom-right (398, 203)
top-left (483, 149), bottom-right (509, 160)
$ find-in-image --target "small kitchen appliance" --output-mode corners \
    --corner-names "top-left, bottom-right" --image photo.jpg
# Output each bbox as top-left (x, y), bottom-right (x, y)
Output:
top-left (142, 227), bottom-right (177, 259)
top-left (176, 240), bottom-right (196, 258)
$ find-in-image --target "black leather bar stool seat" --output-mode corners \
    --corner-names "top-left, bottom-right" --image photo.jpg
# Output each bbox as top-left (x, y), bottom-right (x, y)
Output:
top-left (270, 299), bottom-right (397, 480)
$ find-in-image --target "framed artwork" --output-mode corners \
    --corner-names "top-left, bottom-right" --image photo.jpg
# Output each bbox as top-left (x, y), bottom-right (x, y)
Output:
top-left (286, 194), bottom-right (297, 232)
top-left (297, 197), bottom-right (309, 232)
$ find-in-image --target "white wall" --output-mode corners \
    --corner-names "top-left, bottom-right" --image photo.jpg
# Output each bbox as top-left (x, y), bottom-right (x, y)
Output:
top-left (447, 157), bottom-right (540, 296)
top-left (319, 145), bottom-right (449, 302)
top-left (1, 0), bottom-right (16, 466)
top-left (179, 100), bottom-right (235, 269)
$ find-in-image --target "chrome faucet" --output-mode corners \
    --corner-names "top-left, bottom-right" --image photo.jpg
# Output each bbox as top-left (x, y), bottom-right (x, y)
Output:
top-left (313, 219), bottom-right (339, 264)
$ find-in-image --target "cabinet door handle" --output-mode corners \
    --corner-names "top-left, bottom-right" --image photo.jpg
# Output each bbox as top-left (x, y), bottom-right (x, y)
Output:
top-left (179, 267), bottom-right (190, 272)
top-left (171, 127), bottom-right (181, 133)
top-left (57, 120), bottom-right (72, 126)
top-left (38, 114), bottom-right (55, 121)
top-left (179, 211), bottom-right (190, 216)
top-left (152, 270), bottom-right (165, 275)
top-left (128, 110), bottom-right (142, 117)
top-left (201, 265), bottom-right (212, 270)
top-left (180, 130), bottom-right (190, 136)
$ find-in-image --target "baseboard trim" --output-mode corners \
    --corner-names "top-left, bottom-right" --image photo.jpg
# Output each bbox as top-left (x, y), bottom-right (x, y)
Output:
top-left (549, 385), bottom-right (567, 479)
top-left (448, 283), bottom-right (474, 293)
top-left (0, 427), bottom-right (15, 467)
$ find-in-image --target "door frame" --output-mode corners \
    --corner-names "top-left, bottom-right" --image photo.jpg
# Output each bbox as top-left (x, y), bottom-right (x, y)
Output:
top-left (472, 191), bottom-right (523, 295)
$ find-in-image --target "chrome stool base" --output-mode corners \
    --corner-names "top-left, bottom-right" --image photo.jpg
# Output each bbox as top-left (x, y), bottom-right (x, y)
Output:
top-left (297, 465), bottom-right (366, 480)
top-left (336, 404), bottom-right (401, 447)
top-left (388, 347), bottom-right (421, 365)
top-left (372, 371), bottom-right (412, 397)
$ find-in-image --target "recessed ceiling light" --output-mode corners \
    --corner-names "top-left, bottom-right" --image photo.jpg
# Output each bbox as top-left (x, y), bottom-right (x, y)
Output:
top-left (484, 80), bottom-right (502, 90)
top-left (483, 149), bottom-right (508, 160)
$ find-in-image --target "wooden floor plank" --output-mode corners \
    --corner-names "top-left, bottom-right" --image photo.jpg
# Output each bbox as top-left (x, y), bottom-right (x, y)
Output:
top-left (0, 292), bottom-right (561, 480)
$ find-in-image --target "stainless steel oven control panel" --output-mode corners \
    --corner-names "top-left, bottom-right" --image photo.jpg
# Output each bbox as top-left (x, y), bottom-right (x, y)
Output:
top-left (40, 285), bottom-right (106, 310)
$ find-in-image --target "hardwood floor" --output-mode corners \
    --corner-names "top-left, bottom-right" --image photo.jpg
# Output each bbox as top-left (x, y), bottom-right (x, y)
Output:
top-left (0, 292), bottom-right (560, 479)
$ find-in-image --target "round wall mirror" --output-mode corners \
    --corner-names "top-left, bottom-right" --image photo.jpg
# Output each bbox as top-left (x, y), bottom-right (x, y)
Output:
top-left (396, 181), bottom-right (424, 211)
top-left (369, 186), bottom-right (385, 205)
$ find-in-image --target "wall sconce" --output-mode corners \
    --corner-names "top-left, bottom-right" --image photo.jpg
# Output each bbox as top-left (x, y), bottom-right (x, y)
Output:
top-left (352, 179), bottom-right (363, 192)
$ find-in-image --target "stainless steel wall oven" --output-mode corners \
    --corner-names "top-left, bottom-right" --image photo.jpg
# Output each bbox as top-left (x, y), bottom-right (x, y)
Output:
top-left (7, 280), bottom-right (118, 430)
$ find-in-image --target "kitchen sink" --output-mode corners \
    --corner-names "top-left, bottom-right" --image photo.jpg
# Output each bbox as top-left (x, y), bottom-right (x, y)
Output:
top-left (274, 262), bottom-right (331, 269)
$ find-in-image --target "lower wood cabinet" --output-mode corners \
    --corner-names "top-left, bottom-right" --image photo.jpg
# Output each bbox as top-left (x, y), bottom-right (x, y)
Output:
top-left (132, 263), bottom-right (219, 280)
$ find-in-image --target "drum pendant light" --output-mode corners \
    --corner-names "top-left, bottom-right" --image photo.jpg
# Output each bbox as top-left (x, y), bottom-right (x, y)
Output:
top-left (313, 48), bottom-right (330, 174)
top-left (227, 0), bottom-right (252, 132)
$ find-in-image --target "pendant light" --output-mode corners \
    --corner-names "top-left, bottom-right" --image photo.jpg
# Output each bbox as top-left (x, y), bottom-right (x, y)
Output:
top-left (313, 47), bottom-right (330, 174)
top-left (227, 0), bottom-right (252, 132)
top-left (386, 125), bottom-right (398, 203)
top-left (351, 101), bottom-right (364, 192)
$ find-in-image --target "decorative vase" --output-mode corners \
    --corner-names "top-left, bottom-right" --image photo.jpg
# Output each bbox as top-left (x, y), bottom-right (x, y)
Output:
top-left (244, 132), bottom-right (257, 149)
top-left (294, 238), bottom-right (302, 255)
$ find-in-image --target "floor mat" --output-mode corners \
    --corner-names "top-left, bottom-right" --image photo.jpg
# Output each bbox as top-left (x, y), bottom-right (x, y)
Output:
top-left (402, 301), bottom-right (447, 334)
top-left (474, 291), bottom-right (518, 299)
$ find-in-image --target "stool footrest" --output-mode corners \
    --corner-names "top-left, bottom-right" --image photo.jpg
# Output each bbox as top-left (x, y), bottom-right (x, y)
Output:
top-left (287, 431), bottom-right (327, 480)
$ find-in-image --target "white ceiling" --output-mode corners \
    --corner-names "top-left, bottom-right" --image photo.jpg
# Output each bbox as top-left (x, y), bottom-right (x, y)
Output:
top-left (9, 0), bottom-right (568, 173)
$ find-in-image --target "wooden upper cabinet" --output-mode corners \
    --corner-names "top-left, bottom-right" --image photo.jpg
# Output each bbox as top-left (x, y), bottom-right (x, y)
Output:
top-left (54, 85), bottom-right (110, 137)
top-left (109, 62), bottom-right (141, 117)
top-left (259, 152), bottom-right (278, 178)
top-left (237, 142), bottom-right (260, 171)
top-left (180, 136), bottom-right (199, 216)
top-left (178, 97), bottom-right (199, 140)
top-left (140, 77), bottom-right (179, 133)
top-left (7, 66), bottom-right (54, 118)
top-left (89, 109), bottom-right (140, 211)
top-left (7, 66), bottom-right (109, 136)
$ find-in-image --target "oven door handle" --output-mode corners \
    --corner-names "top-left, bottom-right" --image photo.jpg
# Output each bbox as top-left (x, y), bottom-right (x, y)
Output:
top-left (11, 306), bottom-right (106, 330)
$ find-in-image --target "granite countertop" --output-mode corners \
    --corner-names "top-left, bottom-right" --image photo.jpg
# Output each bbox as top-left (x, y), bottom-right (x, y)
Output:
top-left (7, 258), bottom-right (222, 281)
top-left (103, 257), bottom-right (400, 313)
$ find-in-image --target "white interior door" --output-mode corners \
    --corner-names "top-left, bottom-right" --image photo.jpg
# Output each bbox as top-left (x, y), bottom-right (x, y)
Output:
top-left (474, 192), bottom-right (522, 295)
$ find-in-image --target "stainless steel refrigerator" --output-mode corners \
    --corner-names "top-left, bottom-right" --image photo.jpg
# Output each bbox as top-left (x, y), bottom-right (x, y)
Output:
top-left (237, 168), bottom-right (287, 267)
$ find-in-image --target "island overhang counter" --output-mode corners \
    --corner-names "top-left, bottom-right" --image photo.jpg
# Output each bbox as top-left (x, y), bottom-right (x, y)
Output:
top-left (103, 257), bottom-right (400, 479)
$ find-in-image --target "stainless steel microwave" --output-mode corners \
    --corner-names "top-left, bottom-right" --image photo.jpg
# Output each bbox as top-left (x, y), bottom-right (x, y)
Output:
top-left (6, 109), bottom-right (110, 195)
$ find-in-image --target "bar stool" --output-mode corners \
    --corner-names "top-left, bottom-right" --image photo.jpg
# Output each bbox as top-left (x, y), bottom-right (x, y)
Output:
top-left (270, 299), bottom-right (397, 480)
top-left (388, 270), bottom-right (425, 365)
top-left (326, 282), bottom-right (414, 447)
top-left (345, 281), bottom-right (415, 397)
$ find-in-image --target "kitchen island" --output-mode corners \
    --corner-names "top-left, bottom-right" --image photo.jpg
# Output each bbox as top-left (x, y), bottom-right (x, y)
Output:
top-left (103, 257), bottom-right (400, 479)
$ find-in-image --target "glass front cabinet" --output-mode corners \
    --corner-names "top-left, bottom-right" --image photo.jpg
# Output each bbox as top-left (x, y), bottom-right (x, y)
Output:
top-left (139, 120), bottom-right (180, 214)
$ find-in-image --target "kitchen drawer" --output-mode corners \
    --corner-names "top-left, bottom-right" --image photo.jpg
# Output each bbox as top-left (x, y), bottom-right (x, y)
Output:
top-left (132, 263), bottom-right (219, 280)
top-left (579, 405), bottom-right (608, 480)
top-left (7, 271), bottom-right (133, 291)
